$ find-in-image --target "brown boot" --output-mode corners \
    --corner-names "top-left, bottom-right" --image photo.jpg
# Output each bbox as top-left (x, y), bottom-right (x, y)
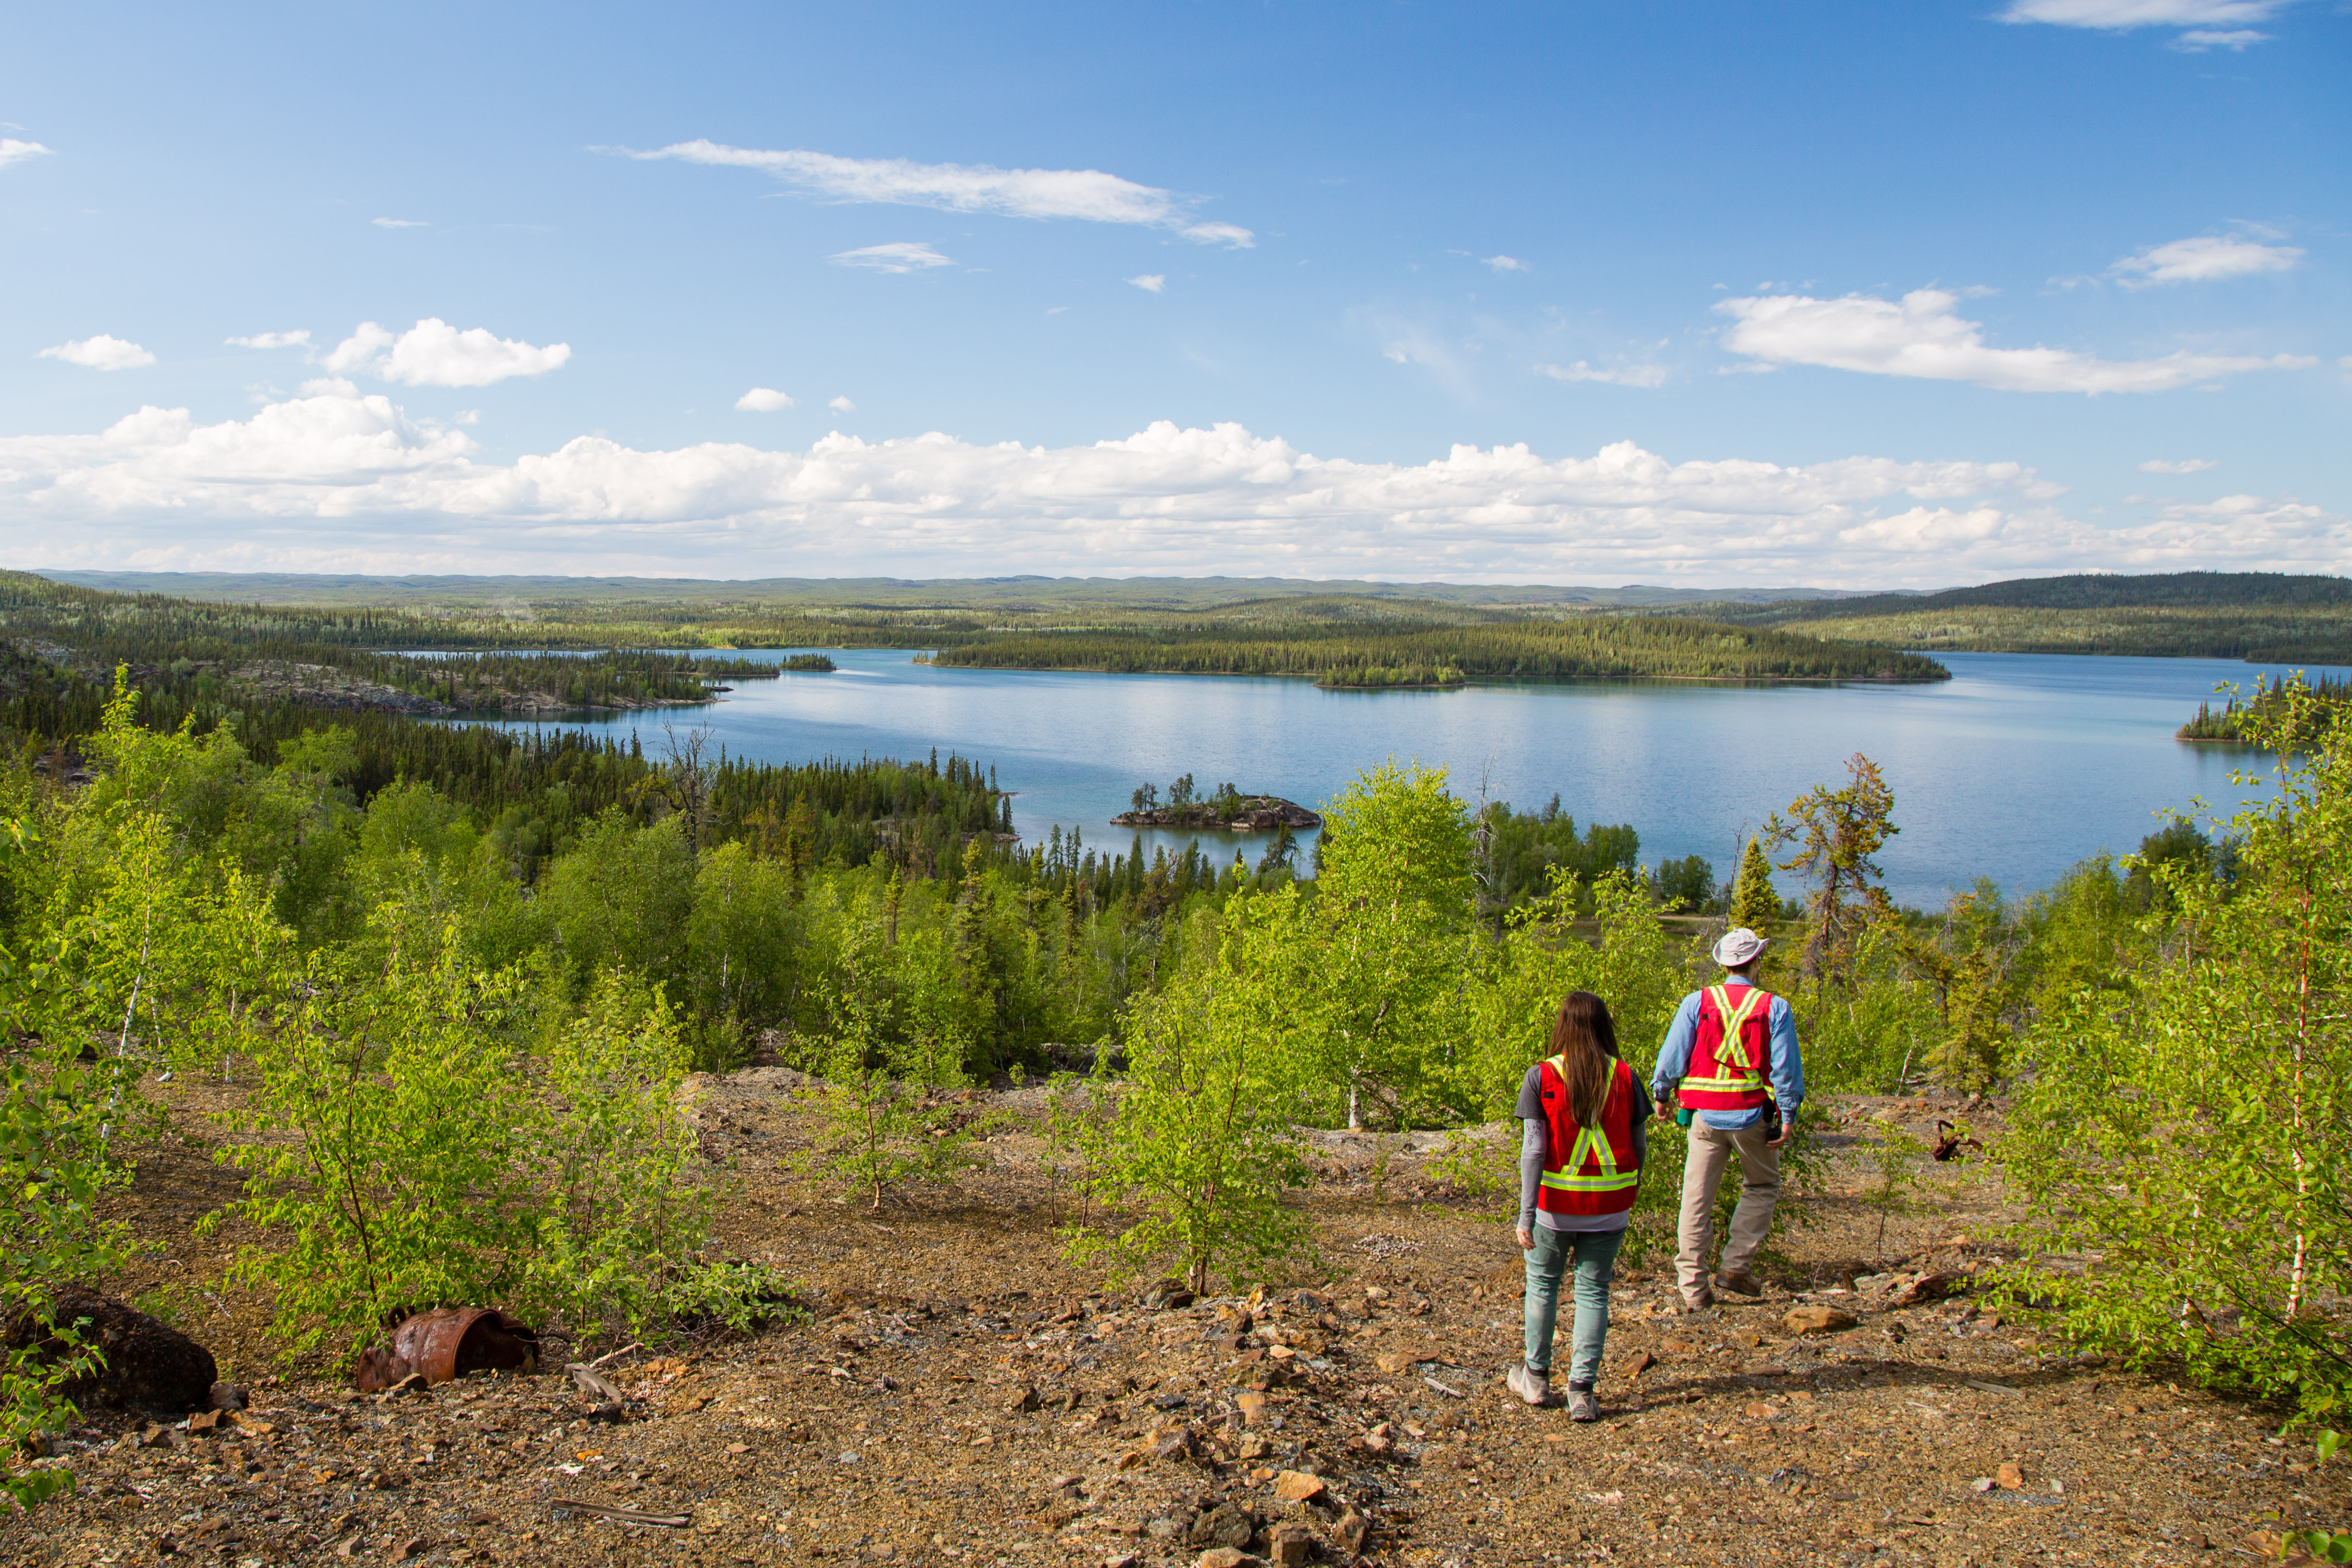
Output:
top-left (1715, 1268), bottom-right (1763, 1297)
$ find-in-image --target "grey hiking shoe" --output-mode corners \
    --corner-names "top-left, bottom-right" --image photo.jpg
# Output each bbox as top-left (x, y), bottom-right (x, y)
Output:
top-left (1506, 1364), bottom-right (1553, 1406)
top-left (1715, 1268), bottom-right (1763, 1297)
top-left (1566, 1386), bottom-right (1600, 1422)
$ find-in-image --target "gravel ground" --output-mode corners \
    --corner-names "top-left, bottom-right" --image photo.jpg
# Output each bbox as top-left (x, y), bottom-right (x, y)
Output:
top-left (3, 1071), bottom-right (2342, 1567)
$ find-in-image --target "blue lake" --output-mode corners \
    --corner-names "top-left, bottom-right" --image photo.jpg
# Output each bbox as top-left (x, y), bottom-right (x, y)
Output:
top-left (481, 649), bottom-right (2338, 910)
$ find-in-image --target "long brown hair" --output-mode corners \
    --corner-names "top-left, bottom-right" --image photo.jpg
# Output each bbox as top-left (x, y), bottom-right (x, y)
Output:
top-left (1548, 990), bottom-right (1620, 1128)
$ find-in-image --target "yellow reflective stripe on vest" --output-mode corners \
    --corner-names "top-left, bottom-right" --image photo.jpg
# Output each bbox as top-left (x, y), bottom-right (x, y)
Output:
top-left (1681, 985), bottom-right (1768, 1091)
top-left (1538, 1059), bottom-right (1638, 1191)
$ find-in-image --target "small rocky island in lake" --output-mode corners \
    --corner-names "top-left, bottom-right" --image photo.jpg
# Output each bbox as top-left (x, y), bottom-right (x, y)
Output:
top-left (1112, 773), bottom-right (1320, 831)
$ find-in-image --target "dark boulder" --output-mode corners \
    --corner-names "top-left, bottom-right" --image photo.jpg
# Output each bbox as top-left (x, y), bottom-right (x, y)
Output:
top-left (7, 1285), bottom-right (218, 1414)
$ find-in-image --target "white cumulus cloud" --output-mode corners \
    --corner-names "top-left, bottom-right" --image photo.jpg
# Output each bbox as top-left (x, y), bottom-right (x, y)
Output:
top-left (829, 396), bottom-right (855, 413)
top-left (1127, 274), bottom-right (1166, 293)
top-left (38, 335), bottom-right (156, 371)
top-left (2140, 457), bottom-right (2220, 473)
top-left (320, 319), bottom-right (571, 388)
top-left (1483, 255), bottom-right (1528, 272)
top-left (2110, 233), bottom-right (2303, 286)
top-left (1716, 288), bottom-right (2312, 393)
top-left (736, 388), bottom-right (794, 413)
top-left (608, 140), bottom-right (1254, 247)
top-left (0, 138), bottom-right (55, 169)
top-left (1536, 361), bottom-right (1670, 389)
top-left (7, 386), bottom-right (2344, 586)
top-left (226, 330), bottom-right (313, 350)
top-left (831, 242), bottom-right (955, 274)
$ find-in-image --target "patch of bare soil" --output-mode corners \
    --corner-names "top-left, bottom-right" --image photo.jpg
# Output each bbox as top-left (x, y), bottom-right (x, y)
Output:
top-left (4, 1072), bottom-right (2342, 1568)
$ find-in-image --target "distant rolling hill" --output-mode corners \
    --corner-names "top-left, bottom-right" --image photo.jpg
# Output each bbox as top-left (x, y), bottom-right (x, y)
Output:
top-left (1695, 572), bottom-right (2352, 662)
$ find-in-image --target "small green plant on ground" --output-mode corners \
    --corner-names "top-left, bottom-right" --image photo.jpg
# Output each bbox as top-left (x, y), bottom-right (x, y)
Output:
top-left (796, 985), bottom-right (979, 1212)
top-left (1857, 1113), bottom-right (1927, 1262)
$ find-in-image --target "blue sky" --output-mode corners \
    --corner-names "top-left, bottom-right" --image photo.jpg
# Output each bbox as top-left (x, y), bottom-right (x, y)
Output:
top-left (2, 0), bottom-right (2343, 586)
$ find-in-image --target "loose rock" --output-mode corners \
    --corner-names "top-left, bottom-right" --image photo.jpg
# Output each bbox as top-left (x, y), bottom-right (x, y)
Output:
top-left (1783, 1305), bottom-right (1859, 1336)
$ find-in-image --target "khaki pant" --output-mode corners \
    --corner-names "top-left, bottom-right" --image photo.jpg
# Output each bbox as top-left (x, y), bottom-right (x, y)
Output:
top-left (1676, 1119), bottom-right (1781, 1304)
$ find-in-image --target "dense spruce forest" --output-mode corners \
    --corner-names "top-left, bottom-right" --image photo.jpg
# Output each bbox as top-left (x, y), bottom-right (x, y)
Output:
top-left (2180, 670), bottom-right (2352, 745)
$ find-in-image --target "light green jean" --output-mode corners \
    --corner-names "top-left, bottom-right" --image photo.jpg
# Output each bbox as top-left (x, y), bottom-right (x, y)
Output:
top-left (1521, 1224), bottom-right (1624, 1388)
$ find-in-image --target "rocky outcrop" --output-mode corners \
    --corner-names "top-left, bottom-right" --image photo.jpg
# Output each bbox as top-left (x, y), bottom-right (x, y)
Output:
top-left (7, 1285), bottom-right (219, 1414)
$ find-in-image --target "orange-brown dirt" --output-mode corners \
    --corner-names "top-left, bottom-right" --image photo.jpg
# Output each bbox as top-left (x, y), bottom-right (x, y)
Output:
top-left (3, 1067), bottom-right (2342, 1567)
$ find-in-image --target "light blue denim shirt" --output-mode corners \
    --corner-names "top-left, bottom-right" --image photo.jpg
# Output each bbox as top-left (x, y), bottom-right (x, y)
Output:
top-left (1649, 978), bottom-right (1804, 1131)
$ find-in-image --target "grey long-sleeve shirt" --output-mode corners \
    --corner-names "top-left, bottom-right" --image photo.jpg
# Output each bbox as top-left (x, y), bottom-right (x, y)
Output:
top-left (1515, 1061), bottom-right (1653, 1234)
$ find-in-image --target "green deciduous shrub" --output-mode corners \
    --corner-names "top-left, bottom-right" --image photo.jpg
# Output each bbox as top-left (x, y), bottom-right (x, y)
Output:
top-left (2000, 686), bottom-right (2352, 1424)
top-left (0, 815), bottom-right (144, 1509)
top-left (1062, 888), bottom-right (1315, 1294)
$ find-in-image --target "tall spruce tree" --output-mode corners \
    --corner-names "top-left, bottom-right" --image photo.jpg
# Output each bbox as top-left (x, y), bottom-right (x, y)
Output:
top-left (1729, 835), bottom-right (1780, 931)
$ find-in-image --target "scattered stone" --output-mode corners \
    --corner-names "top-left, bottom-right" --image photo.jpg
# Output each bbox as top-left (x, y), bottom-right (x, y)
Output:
top-left (1894, 1270), bottom-right (1972, 1308)
top-left (1334, 1510), bottom-right (1371, 1555)
top-left (1623, 1351), bottom-right (1657, 1380)
top-left (186, 1410), bottom-right (223, 1436)
top-left (1996, 1461), bottom-right (2025, 1490)
top-left (1268, 1524), bottom-right (1316, 1566)
top-left (1007, 1385), bottom-right (1041, 1413)
top-left (208, 1383), bottom-right (250, 1411)
top-left (1783, 1306), bottom-right (1859, 1336)
top-left (1187, 1503), bottom-right (1253, 1550)
top-left (1194, 1549), bottom-right (1258, 1568)
top-left (1272, 1470), bottom-right (1326, 1503)
top-left (1151, 1426), bottom-right (1200, 1463)
top-left (1234, 1391), bottom-right (1268, 1426)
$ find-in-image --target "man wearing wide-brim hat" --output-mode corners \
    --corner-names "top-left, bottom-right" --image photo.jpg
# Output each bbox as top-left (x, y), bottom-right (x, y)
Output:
top-left (1649, 926), bottom-right (1805, 1311)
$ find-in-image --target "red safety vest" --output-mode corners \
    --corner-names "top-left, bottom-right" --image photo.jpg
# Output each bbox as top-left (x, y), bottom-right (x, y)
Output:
top-left (1536, 1056), bottom-right (1641, 1217)
top-left (1677, 982), bottom-right (1774, 1112)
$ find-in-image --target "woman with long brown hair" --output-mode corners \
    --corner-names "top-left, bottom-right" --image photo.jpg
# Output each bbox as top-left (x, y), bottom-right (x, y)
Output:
top-left (1509, 990), bottom-right (1652, 1420)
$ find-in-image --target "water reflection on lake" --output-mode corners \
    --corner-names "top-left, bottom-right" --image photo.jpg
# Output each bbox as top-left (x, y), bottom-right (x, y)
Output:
top-left (470, 649), bottom-right (2340, 910)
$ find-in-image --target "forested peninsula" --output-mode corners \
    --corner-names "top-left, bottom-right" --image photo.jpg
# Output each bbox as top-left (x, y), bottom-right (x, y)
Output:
top-left (923, 606), bottom-right (1947, 685)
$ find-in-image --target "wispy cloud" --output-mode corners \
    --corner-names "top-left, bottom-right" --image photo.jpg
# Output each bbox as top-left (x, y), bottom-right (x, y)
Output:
top-left (606, 141), bottom-right (1254, 248)
top-left (0, 138), bottom-right (54, 169)
top-left (1482, 255), bottom-right (1528, 273)
top-left (321, 319), bottom-right (571, 387)
top-left (371, 217), bottom-right (429, 229)
top-left (1995, 0), bottom-right (2293, 47)
top-left (829, 396), bottom-right (855, 413)
top-left (15, 389), bottom-right (2345, 587)
top-left (1716, 288), bottom-right (2313, 393)
top-left (1126, 274), bottom-right (1166, 293)
top-left (1535, 360), bottom-right (1668, 388)
top-left (1998, 1), bottom-right (2286, 27)
top-left (830, 242), bottom-right (954, 274)
top-left (226, 330), bottom-right (312, 350)
top-left (736, 387), bottom-right (794, 413)
top-left (2110, 232), bottom-right (2303, 286)
top-left (2172, 26), bottom-right (2271, 47)
top-left (38, 335), bottom-right (155, 371)
top-left (2140, 457), bottom-right (2219, 473)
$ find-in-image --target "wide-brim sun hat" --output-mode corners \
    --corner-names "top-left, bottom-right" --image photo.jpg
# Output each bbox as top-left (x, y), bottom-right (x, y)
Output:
top-left (1713, 927), bottom-right (1769, 968)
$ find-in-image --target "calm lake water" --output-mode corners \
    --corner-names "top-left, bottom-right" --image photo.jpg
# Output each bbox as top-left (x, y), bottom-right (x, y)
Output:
top-left (486, 650), bottom-right (2343, 910)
